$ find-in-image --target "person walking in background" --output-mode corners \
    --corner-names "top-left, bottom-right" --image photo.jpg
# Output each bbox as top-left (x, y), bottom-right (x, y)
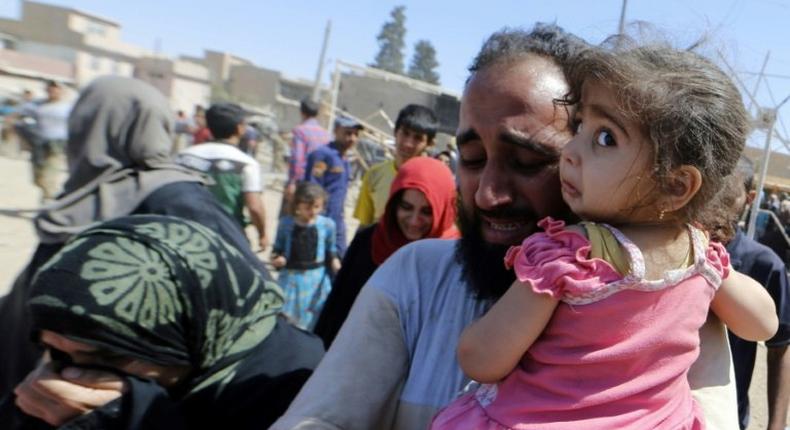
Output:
top-left (283, 98), bottom-right (331, 215)
top-left (354, 104), bottom-right (439, 226)
top-left (176, 103), bottom-right (269, 251)
top-left (172, 109), bottom-right (193, 153)
top-left (30, 80), bottom-right (72, 200)
top-left (191, 105), bottom-right (212, 144)
top-left (271, 182), bottom-right (340, 330)
top-left (305, 116), bottom-right (363, 257)
top-left (314, 157), bottom-right (458, 348)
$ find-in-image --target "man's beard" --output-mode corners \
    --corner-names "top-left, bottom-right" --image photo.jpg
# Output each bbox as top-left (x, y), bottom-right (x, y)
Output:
top-left (455, 201), bottom-right (539, 301)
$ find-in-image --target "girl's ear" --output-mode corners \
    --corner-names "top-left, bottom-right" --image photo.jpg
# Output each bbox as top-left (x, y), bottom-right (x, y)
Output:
top-left (662, 165), bottom-right (702, 213)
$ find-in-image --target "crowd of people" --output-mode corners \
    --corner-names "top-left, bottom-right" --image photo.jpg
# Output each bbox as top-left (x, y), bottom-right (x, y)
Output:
top-left (0, 22), bottom-right (787, 430)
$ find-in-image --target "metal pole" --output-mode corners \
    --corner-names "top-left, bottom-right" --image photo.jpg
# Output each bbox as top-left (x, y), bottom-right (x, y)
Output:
top-left (747, 93), bottom-right (789, 239)
top-left (618, 0), bottom-right (628, 35)
top-left (747, 116), bottom-right (776, 239)
top-left (326, 60), bottom-right (341, 131)
top-left (311, 20), bottom-right (331, 102)
top-left (747, 51), bottom-right (770, 112)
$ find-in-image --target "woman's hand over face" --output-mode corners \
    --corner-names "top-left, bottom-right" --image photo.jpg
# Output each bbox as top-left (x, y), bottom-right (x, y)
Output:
top-left (14, 362), bottom-right (127, 426)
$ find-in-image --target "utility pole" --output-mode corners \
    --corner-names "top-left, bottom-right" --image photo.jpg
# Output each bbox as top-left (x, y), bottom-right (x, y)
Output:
top-left (618, 0), bottom-right (628, 35)
top-left (312, 20), bottom-right (331, 102)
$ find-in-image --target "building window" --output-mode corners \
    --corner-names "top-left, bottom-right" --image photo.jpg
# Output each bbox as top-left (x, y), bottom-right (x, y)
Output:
top-left (86, 21), bottom-right (106, 36)
top-left (91, 56), bottom-right (101, 71)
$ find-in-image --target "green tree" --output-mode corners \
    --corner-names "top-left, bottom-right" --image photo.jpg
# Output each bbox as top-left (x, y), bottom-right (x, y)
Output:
top-left (371, 6), bottom-right (406, 75)
top-left (407, 40), bottom-right (440, 85)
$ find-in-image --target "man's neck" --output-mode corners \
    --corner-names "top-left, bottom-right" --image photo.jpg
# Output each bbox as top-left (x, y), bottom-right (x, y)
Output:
top-left (330, 141), bottom-right (347, 156)
top-left (217, 137), bottom-right (240, 146)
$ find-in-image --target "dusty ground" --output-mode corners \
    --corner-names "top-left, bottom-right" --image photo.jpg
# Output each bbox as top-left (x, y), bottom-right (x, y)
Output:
top-left (0, 145), bottom-right (782, 428)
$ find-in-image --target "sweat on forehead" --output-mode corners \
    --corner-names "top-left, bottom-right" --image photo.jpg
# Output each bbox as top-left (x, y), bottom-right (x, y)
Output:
top-left (458, 58), bottom-right (572, 148)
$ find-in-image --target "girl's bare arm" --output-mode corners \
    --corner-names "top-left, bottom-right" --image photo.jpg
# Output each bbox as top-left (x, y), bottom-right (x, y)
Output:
top-left (711, 270), bottom-right (778, 341)
top-left (457, 281), bottom-right (558, 383)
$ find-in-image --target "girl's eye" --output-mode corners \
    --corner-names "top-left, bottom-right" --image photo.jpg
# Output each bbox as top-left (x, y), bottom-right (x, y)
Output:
top-left (595, 129), bottom-right (616, 147)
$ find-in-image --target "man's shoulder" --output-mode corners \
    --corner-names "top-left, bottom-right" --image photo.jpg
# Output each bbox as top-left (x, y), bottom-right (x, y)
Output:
top-left (308, 144), bottom-right (333, 157)
top-left (728, 231), bottom-right (786, 272)
top-left (369, 239), bottom-right (462, 296)
top-left (369, 159), bottom-right (395, 174)
top-left (181, 143), bottom-right (258, 165)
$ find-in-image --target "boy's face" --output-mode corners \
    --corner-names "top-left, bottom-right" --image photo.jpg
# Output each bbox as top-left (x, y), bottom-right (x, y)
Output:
top-left (394, 126), bottom-right (431, 166)
top-left (294, 199), bottom-right (324, 223)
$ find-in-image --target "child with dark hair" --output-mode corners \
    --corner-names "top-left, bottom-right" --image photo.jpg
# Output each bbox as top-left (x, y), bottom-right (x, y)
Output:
top-left (432, 43), bottom-right (778, 429)
top-left (354, 103), bottom-right (440, 225)
top-left (271, 181), bottom-right (341, 329)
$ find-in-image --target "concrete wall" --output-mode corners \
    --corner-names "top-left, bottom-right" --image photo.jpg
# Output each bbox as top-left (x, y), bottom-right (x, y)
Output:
top-left (227, 64), bottom-right (279, 106)
top-left (170, 77), bottom-right (210, 114)
top-left (337, 73), bottom-right (461, 135)
top-left (135, 57), bottom-right (173, 97)
top-left (74, 50), bottom-right (134, 86)
top-left (135, 56), bottom-right (210, 113)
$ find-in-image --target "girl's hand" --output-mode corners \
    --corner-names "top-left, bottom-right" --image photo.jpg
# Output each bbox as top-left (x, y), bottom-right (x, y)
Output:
top-left (271, 255), bottom-right (287, 269)
top-left (14, 362), bottom-right (126, 426)
top-left (330, 258), bottom-right (341, 274)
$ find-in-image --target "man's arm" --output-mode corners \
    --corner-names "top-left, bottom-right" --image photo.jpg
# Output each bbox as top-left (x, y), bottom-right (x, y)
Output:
top-left (289, 130), bottom-right (307, 184)
top-left (271, 286), bottom-right (409, 430)
top-left (243, 192), bottom-right (267, 250)
top-left (765, 260), bottom-right (790, 430)
top-left (767, 345), bottom-right (790, 430)
top-left (353, 171), bottom-right (374, 225)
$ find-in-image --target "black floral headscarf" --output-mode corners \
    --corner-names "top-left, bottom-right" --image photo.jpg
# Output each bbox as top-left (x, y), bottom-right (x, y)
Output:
top-left (28, 215), bottom-right (284, 396)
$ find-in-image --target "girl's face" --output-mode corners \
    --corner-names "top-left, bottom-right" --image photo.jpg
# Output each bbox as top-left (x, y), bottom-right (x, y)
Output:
top-left (559, 81), bottom-right (656, 223)
top-left (294, 198), bottom-right (324, 224)
top-left (396, 189), bottom-right (433, 241)
top-left (40, 330), bottom-right (190, 387)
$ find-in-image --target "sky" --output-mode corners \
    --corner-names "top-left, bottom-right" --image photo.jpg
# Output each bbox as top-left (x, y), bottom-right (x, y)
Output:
top-left (1, 0), bottom-right (789, 148)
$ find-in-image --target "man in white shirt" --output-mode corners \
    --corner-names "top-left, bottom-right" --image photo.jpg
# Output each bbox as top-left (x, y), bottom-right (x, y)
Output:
top-left (177, 103), bottom-right (269, 250)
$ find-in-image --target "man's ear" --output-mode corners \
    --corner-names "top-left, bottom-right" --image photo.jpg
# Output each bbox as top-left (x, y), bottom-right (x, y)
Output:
top-left (662, 165), bottom-right (702, 214)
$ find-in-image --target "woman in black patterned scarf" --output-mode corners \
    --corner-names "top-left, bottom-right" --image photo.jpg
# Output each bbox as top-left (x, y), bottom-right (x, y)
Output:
top-left (1, 215), bottom-right (323, 429)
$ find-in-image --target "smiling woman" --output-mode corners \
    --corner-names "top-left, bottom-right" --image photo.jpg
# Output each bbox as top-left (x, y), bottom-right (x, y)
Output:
top-left (313, 157), bottom-right (459, 348)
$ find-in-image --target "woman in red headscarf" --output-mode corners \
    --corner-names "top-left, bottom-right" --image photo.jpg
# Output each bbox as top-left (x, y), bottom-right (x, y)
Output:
top-left (314, 157), bottom-right (458, 347)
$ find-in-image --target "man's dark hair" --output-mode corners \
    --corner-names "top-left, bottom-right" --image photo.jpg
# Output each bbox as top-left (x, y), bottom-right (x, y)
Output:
top-left (45, 79), bottom-right (61, 89)
top-left (300, 98), bottom-right (320, 117)
top-left (467, 23), bottom-right (588, 82)
top-left (394, 104), bottom-right (439, 141)
top-left (206, 103), bottom-right (246, 140)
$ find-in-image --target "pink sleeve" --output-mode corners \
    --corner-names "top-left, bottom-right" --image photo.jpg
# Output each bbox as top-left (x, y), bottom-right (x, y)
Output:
top-left (504, 217), bottom-right (623, 300)
top-left (706, 241), bottom-right (731, 280)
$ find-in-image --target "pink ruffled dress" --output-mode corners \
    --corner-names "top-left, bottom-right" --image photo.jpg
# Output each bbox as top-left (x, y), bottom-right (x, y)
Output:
top-left (432, 217), bottom-right (729, 430)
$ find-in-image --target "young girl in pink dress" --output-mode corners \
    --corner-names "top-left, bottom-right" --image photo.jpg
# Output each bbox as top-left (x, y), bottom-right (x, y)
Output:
top-left (431, 44), bottom-right (779, 429)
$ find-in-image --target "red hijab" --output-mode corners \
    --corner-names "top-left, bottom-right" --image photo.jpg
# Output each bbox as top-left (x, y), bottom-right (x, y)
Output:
top-left (371, 157), bottom-right (459, 265)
